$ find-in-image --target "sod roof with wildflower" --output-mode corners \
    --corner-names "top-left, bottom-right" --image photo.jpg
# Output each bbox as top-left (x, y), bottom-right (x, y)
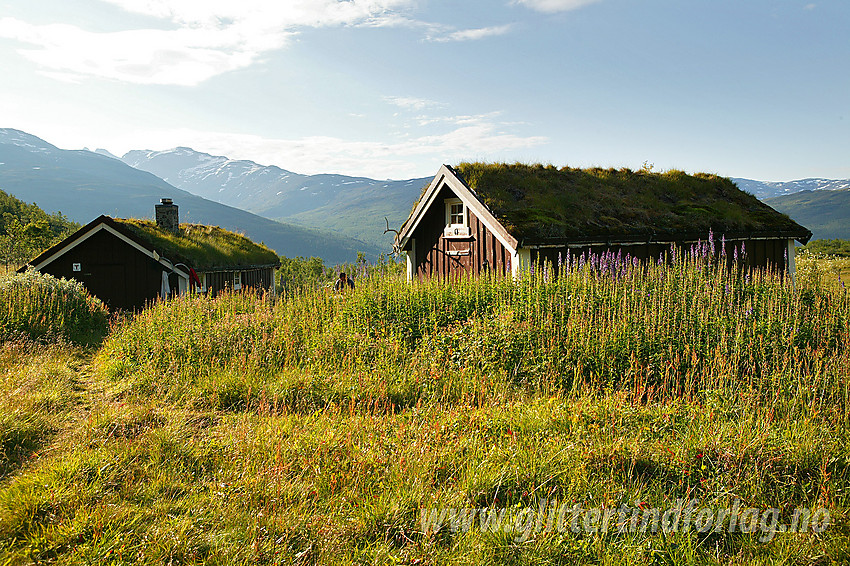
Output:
top-left (446, 163), bottom-right (811, 244)
top-left (116, 219), bottom-right (280, 270)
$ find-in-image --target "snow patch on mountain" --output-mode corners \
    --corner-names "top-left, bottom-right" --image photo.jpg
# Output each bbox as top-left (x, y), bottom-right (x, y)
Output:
top-left (0, 128), bottom-right (57, 153)
top-left (733, 177), bottom-right (850, 199)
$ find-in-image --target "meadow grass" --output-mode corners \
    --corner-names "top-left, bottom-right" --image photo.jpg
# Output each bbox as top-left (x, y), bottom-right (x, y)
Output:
top-left (97, 249), bottom-right (848, 415)
top-left (797, 250), bottom-right (850, 295)
top-left (1, 252), bottom-right (849, 564)
top-left (0, 270), bottom-right (109, 345)
top-left (0, 341), bottom-right (87, 479)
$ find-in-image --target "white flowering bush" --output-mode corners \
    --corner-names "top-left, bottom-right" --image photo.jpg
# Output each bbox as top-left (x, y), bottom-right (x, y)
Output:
top-left (796, 250), bottom-right (850, 292)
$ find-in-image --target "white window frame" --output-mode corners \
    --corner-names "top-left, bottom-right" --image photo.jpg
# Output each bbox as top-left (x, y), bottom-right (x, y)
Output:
top-left (445, 198), bottom-right (466, 228)
top-left (233, 272), bottom-right (242, 291)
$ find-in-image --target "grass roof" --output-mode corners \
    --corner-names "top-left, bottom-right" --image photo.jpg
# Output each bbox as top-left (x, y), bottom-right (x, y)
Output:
top-left (452, 163), bottom-right (811, 243)
top-left (117, 219), bottom-right (279, 269)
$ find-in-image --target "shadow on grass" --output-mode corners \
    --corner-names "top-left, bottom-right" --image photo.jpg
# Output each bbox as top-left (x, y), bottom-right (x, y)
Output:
top-left (0, 419), bottom-right (54, 479)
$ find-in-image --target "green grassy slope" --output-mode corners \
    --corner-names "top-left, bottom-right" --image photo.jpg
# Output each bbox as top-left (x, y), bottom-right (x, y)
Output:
top-left (765, 188), bottom-right (850, 240)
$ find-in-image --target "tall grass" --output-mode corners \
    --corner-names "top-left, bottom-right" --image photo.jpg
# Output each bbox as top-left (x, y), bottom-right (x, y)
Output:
top-left (797, 249), bottom-right (850, 293)
top-left (0, 341), bottom-right (83, 479)
top-left (97, 246), bottom-right (849, 415)
top-left (2, 251), bottom-right (849, 564)
top-left (0, 269), bottom-right (109, 344)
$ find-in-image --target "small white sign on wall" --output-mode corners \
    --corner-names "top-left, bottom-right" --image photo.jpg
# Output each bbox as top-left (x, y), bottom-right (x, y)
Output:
top-left (72, 263), bottom-right (81, 272)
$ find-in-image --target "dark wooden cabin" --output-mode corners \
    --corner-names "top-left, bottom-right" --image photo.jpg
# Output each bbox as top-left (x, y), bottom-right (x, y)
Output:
top-left (21, 199), bottom-right (280, 310)
top-left (395, 164), bottom-right (812, 280)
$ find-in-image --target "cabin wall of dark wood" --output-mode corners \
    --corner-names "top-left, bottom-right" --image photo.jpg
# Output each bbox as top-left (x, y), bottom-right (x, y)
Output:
top-left (202, 267), bottom-right (275, 297)
top-left (241, 267), bottom-right (274, 293)
top-left (528, 237), bottom-right (790, 275)
top-left (411, 186), bottom-right (509, 279)
top-left (37, 229), bottom-right (165, 310)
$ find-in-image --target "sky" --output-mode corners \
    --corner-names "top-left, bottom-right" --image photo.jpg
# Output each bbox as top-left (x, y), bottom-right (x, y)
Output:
top-left (0, 0), bottom-right (848, 181)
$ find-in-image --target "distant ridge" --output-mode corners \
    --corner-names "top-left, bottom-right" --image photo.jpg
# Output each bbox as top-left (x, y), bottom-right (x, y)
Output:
top-left (122, 147), bottom-right (430, 249)
top-left (732, 177), bottom-right (850, 199)
top-left (0, 129), bottom-right (379, 263)
top-left (765, 188), bottom-right (850, 241)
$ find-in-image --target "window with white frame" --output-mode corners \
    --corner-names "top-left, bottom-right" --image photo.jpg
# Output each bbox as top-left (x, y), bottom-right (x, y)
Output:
top-left (445, 198), bottom-right (466, 227)
top-left (233, 272), bottom-right (242, 291)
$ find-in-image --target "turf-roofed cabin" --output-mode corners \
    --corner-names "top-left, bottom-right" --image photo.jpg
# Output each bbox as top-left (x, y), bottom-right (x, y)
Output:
top-left (21, 199), bottom-right (280, 310)
top-left (395, 163), bottom-right (812, 280)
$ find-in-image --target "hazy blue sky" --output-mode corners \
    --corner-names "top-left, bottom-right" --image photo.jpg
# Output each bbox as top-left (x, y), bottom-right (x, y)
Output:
top-left (1, 0), bottom-right (847, 180)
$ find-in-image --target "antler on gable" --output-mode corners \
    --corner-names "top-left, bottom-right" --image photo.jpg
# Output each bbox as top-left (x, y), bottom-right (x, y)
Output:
top-left (384, 217), bottom-right (402, 256)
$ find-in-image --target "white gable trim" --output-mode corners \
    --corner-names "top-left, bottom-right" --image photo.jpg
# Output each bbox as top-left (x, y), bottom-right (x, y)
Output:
top-left (397, 165), bottom-right (519, 255)
top-left (33, 221), bottom-right (190, 280)
top-left (396, 169), bottom-right (448, 250)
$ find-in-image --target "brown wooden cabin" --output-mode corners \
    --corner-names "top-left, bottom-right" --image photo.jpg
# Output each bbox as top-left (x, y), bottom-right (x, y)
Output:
top-left (21, 199), bottom-right (280, 310)
top-left (395, 164), bottom-right (812, 280)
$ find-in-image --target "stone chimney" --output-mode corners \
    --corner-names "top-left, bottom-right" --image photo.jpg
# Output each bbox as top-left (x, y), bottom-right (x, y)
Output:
top-left (155, 198), bottom-right (179, 234)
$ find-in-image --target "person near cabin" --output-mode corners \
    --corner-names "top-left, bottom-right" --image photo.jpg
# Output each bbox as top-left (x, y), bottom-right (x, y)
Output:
top-left (334, 271), bottom-right (355, 292)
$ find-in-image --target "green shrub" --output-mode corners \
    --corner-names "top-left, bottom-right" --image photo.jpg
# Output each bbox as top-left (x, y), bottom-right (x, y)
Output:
top-left (0, 269), bottom-right (109, 344)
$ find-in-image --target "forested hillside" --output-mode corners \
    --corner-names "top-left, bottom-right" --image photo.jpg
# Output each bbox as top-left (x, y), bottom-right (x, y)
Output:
top-left (0, 190), bottom-right (79, 269)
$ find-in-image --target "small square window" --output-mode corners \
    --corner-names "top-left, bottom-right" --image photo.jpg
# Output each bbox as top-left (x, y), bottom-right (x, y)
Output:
top-left (445, 198), bottom-right (466, 227)
top-left (450, 203), bottom-right (464, 225)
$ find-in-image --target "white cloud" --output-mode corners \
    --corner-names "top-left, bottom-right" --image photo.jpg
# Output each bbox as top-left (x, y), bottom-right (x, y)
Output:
top-left (428, 24), bottom-right (512, 42)
top-left (512, 0), bottom-right (601, 13)
top-left (384, 96), bottom-right (444, 111)
top-left (0, 1), bottom-right (414, 85)
top-left (0, 17), bottom-right (267, 85)
top-left (804, 3), bottom-right (817, 10)
top-left (108, 116), bottom-right (547, 178)
top-left (0, 1), bottom-right (515, 84)
top-left (99, 0), bottom-right (413, 29)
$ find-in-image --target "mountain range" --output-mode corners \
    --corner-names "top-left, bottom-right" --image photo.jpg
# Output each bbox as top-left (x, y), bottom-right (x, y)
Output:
top-left (0, 129), bottom-right (379, 263)
top-left (119, 146), bottom-right (850, 243)
top-left (120, 148), bottom-right (431, 250)
top-left (2, 127), bottom-right (848, 258)
top-left (731, 177), bottom-right (850, 199)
